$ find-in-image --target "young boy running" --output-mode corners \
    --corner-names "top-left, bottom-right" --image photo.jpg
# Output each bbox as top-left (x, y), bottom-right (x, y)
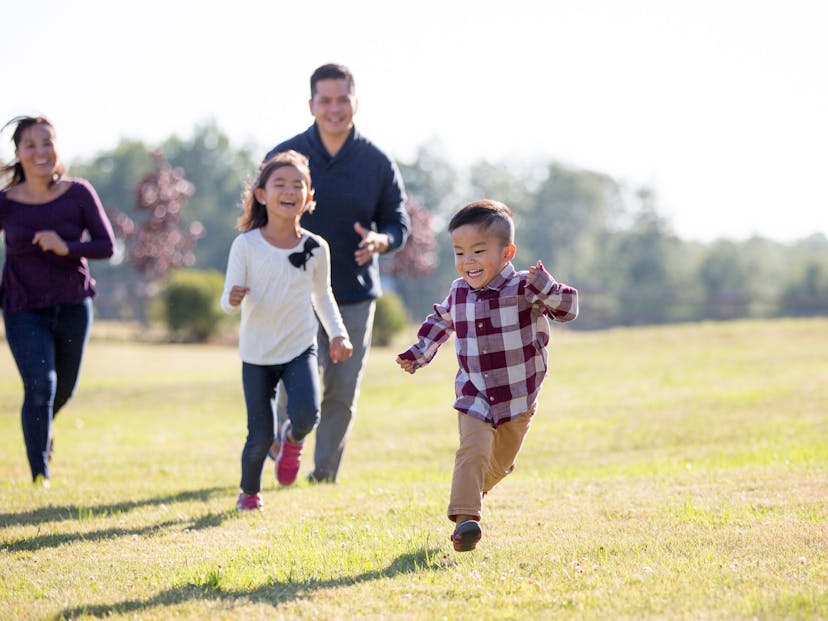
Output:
top-left (396, 199), bottom-right (578, 551)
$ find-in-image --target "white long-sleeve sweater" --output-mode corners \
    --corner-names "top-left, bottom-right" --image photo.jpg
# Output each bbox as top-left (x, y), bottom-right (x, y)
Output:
top-left (220, 229), bottom-right (348, 365)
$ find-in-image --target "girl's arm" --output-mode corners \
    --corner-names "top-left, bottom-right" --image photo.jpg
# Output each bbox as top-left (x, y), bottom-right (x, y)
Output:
top-left (524, 260), bottom-right (578, 323)
top-left (220, 236), bottom-right (248, 314)
top-left (310, 236), bottom-right (349, 342)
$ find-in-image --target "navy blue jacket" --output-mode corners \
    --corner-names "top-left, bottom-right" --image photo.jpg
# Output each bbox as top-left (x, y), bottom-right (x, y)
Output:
top-left (265, 124), bottom-right (409, 305)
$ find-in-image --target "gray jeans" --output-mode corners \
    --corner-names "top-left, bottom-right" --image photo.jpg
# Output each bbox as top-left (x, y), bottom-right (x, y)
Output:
top-left (276, 299), bottom-right (375, 482)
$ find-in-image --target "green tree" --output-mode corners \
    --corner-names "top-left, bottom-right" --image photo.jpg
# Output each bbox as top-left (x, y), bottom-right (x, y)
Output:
top-left (162, 122), bottom-right (256, 271)
top-left (601, 195), bottom-right (683, 326)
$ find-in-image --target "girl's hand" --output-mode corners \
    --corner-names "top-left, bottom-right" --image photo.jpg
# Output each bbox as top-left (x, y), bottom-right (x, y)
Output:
top-left (32, 230), bottom-right (69, 256)
top-left (228, 285), bottom-right (249, 307)
top-left (396, 356), bottom-right (417, 374)
top-left (526, 260), bottom-right (544, 286)
top-left (330, 336), bottom-right (353, 363)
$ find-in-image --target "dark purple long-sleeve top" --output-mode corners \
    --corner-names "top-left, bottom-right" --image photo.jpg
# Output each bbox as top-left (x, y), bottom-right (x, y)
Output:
top-left (0, 178), bottom-right (115, 313)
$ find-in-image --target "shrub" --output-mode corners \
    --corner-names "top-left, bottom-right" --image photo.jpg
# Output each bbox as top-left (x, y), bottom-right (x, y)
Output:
top-left (372, 291), bottom-right (409, 347)
top-left (160, 269), bottom-right (225, 342)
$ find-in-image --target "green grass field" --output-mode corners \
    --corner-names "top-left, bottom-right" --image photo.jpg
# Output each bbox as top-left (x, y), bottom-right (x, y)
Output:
top-left (0, 318), bottom-right (826, 620)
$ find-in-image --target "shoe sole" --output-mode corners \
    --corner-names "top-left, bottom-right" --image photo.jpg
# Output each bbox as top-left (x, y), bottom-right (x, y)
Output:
top-left (452, 520), bottom-right (481, 552)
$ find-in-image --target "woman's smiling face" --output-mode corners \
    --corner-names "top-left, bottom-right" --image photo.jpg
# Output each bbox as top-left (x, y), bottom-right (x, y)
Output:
top-left (16, 122), bottom-right (59, 180)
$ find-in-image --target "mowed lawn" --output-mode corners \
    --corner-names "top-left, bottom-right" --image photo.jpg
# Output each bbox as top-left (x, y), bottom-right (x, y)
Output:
top-left (0, 318), bottom-right (826, 620)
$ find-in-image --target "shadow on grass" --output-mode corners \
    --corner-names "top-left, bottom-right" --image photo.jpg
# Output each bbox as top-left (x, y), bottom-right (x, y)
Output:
top-left (55, 547), bottom-right (445, 620)
top-left (3, 510), bottom-right (236, 553)
top-left (0, 486), bottom-right (233, 527)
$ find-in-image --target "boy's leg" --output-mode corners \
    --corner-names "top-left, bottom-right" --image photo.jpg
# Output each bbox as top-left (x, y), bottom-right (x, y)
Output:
top-left (483, 406), bottom-right (535, 494)
top-left (447, 413), bottom-right (493, 523)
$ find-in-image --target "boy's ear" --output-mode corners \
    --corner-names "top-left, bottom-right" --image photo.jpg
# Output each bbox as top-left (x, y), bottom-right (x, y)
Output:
top-left (504, 243), bottom-right (517, 261)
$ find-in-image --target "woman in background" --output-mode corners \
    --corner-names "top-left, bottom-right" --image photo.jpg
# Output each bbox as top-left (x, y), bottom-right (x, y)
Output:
top-left (0, 116), bottom-right (115, 487)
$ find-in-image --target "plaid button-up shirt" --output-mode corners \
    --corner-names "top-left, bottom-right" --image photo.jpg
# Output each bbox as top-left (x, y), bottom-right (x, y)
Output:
top-left (398, 262), bottom-right (578, 426)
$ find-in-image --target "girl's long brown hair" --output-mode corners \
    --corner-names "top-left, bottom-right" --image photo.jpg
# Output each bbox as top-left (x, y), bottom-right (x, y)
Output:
top-left (237, 150), bottom-right (316, 232)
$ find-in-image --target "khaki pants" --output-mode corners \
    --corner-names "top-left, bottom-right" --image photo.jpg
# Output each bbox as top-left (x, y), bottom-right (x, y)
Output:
top-left (447, 406), bottom-right (535, 522)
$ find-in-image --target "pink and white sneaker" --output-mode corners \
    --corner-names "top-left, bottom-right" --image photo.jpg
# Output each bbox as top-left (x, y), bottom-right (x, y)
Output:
top-left (235, 492), bottom-right (263, 511)
top-left (275, 420), bottom-right (303, 486)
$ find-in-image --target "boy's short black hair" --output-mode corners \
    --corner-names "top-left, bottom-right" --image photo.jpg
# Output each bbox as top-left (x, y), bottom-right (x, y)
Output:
top-left (448, 199), bottom-right (514, 247)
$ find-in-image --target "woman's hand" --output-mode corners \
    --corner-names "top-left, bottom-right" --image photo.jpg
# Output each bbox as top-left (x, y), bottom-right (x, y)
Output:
top-left (32, 230), bottom-right (69, 256)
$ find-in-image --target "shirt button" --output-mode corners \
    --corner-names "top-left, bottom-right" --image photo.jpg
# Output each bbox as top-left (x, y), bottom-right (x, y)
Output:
top-left (489, 396), bottom-right (495, 401)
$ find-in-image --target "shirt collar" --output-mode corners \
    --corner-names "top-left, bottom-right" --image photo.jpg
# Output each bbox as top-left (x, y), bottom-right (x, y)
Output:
top-left (460, 262), bottom-right (516, 293)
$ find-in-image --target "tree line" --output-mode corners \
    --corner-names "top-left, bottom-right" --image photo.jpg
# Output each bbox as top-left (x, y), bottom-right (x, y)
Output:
top-left (68, 123), bottom-right (828, 330)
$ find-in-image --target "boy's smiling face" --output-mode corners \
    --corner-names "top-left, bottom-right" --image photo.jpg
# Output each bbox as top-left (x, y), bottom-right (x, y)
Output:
top-left (451, 223), bottom-right (516, 289)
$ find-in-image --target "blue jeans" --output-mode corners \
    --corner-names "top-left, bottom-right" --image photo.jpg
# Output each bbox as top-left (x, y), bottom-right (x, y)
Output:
top-left (3, 298), bottom-right (93, 481)
top-left (240, 345), bottom-right (319, 494)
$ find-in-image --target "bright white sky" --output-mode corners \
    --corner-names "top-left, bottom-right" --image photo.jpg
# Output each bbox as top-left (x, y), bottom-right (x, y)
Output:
top-left (2, 0), bottom-right (826, 242)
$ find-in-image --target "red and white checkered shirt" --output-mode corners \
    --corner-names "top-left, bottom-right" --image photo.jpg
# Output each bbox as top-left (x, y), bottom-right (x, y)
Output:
top-left (398, 262), bottom-right (578, 426)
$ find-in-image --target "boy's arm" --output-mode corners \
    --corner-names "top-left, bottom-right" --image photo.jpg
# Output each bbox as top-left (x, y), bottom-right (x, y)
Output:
top-left (396, 292), bottom-right (455, 372)
top-left (525, 260), bottom-right (579, 323)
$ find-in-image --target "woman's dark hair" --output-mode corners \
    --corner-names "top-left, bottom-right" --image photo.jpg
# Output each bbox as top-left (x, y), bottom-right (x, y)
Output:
top-left (1, 115), bottom-right (65, 188)
top-left (237, 150), bottom-right (316, 232)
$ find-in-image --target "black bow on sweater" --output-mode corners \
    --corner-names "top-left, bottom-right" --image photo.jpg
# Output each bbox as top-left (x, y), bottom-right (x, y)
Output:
top-left (288, 237), bottom-right (320, 270)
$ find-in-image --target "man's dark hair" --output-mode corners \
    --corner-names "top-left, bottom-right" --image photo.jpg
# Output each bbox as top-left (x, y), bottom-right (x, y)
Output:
top-left (310, 63), bottom-right (355, 97)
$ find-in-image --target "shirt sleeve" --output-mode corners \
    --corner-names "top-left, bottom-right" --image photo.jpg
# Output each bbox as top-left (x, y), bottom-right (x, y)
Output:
top-left (374, 158), bottom-right (410, 252)
top-left (397, 289), bottom-right (455, 369)
top-left (64, 180), bottom-right (116, 259)
top-left (524, 262), bottom-right (579, 323)
top-left (311, 236), bottom-right (349, 340)
top-left (221, 236), bottom-right (247, 314)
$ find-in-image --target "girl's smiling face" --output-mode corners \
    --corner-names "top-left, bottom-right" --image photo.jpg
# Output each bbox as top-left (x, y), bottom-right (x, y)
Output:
top-left (254, 164), bottom-right (312, 223)
top-left (451, 223), bottom-right (516, 289)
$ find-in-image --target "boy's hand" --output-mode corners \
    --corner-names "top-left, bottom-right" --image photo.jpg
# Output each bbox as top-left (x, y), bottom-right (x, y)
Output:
top-left (396, 356), bottom-right (417, 374)
top-left (526, 260), bottom-right (544, 286)
top-left (228, 285), bottom-right (249, 307)
top-left (330, 336), bottom-right (353, 363)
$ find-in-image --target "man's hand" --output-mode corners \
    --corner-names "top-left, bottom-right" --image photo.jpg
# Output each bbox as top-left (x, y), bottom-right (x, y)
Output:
top-left (354, 222), bottom-right (389, 266)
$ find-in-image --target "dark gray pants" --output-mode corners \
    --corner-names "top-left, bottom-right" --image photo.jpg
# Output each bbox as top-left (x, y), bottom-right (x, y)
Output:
top-left (276, 299), bottom-right (375, 482)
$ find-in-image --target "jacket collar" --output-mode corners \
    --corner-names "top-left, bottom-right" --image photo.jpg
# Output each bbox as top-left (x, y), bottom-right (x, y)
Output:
top-left (459, 262), bottom-right (516, 293)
